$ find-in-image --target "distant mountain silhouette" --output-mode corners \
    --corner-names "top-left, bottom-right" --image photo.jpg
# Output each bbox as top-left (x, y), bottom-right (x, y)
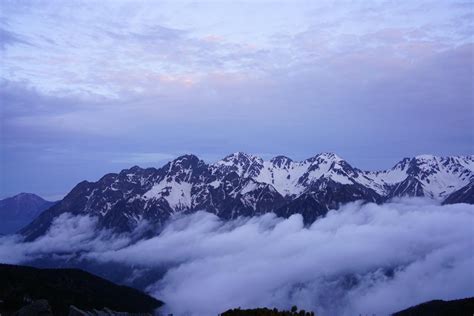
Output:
top-left (0, 193), bottom-right (56, 234)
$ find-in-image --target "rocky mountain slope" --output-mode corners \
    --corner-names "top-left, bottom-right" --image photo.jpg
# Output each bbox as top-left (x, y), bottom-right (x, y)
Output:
top-left (443, 181), bottom-right (474, 205)
top-left (20, 153), bottom-right (473, 241)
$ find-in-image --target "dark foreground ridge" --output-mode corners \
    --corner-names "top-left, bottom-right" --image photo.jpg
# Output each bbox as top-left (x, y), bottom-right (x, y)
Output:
top-left (393, 297), bottom-right (474, 316)
top-left (0, 264), bottom-right (163, 316)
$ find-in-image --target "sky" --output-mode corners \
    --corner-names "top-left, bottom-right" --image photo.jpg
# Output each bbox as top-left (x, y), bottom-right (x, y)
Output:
top-left (0, 0), bottom-right (473, 199)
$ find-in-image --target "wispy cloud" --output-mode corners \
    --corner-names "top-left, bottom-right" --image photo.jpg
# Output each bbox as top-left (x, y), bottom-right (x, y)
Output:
top-left (0, 27), bottom-right (31, 50)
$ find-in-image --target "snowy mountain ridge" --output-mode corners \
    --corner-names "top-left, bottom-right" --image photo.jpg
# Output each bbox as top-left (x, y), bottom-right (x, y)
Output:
top-left (206, 152), bottom-right (473, 199)
top-left (363, 154), bottom-right (473, 198)
top-left (20, 152), bottom-right (473, 241)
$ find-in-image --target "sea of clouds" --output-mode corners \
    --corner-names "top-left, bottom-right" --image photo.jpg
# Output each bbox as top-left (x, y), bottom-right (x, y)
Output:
top-left (1, 198), bottom-right (473, 316)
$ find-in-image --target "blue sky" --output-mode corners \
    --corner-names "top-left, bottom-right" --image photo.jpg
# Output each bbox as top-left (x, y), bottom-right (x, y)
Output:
top-left (1, 0), bottom-right (473, 199)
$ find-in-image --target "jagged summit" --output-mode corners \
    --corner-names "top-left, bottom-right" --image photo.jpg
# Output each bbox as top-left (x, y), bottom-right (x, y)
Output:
top-left (20, 152), bottom-right (474, 241)
top-left (220, 152), bottom-right (261, 164)
top-left (312, 152), bottom-right (343, 161)
top-left (415, 154), bottom-right (436, 160)
top-left (270, 155), bottom-right (293, 168)
top-left (172, 153), bottom-right (201, 163)
top-left (270, 155), bottom-right (292, 162)
top-left (219, 152), bottom-right (345, 165)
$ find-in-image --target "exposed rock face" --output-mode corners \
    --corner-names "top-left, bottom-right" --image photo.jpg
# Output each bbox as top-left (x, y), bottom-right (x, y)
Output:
top-left (443, 181), bottom-right (474, 205)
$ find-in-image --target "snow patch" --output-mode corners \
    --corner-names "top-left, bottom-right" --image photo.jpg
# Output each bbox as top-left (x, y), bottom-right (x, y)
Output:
top-left (143, 180), bottom-right (193, 209)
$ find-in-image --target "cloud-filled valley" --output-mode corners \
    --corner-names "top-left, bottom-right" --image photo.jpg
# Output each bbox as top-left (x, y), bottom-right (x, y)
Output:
top-left (1, 199), bottom-right (473, 316)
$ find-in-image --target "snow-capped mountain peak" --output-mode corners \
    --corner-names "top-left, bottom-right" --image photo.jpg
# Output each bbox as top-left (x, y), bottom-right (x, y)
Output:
top-left (220, 152), bottom-right (262, 164)
top-left (270, 155), bottom-right (293, 169)
top-left (212, 152), bottom-right (263, 179)
top-left (20, 152), bottom-right (474, 241)
top-left (313, 152), bottom-right (343, 162)
top-left (363, 155), bottom-right (473, 198)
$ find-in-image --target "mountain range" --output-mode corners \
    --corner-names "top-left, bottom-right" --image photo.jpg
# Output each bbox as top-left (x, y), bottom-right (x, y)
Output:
top-left (20, 153), bottom-right (473, 241)
top-left (0, 193), bottom-right (56, 235)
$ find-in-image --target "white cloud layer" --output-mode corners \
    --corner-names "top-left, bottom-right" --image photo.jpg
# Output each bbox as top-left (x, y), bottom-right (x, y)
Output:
top-left (1, 199), bottom-right (473, 316)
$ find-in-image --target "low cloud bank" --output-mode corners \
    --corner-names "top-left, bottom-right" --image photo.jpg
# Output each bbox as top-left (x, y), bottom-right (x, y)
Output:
top-left (1, 199), bottom-right (473, 316)
top-left (0, 213), bottom-right (130, 263)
